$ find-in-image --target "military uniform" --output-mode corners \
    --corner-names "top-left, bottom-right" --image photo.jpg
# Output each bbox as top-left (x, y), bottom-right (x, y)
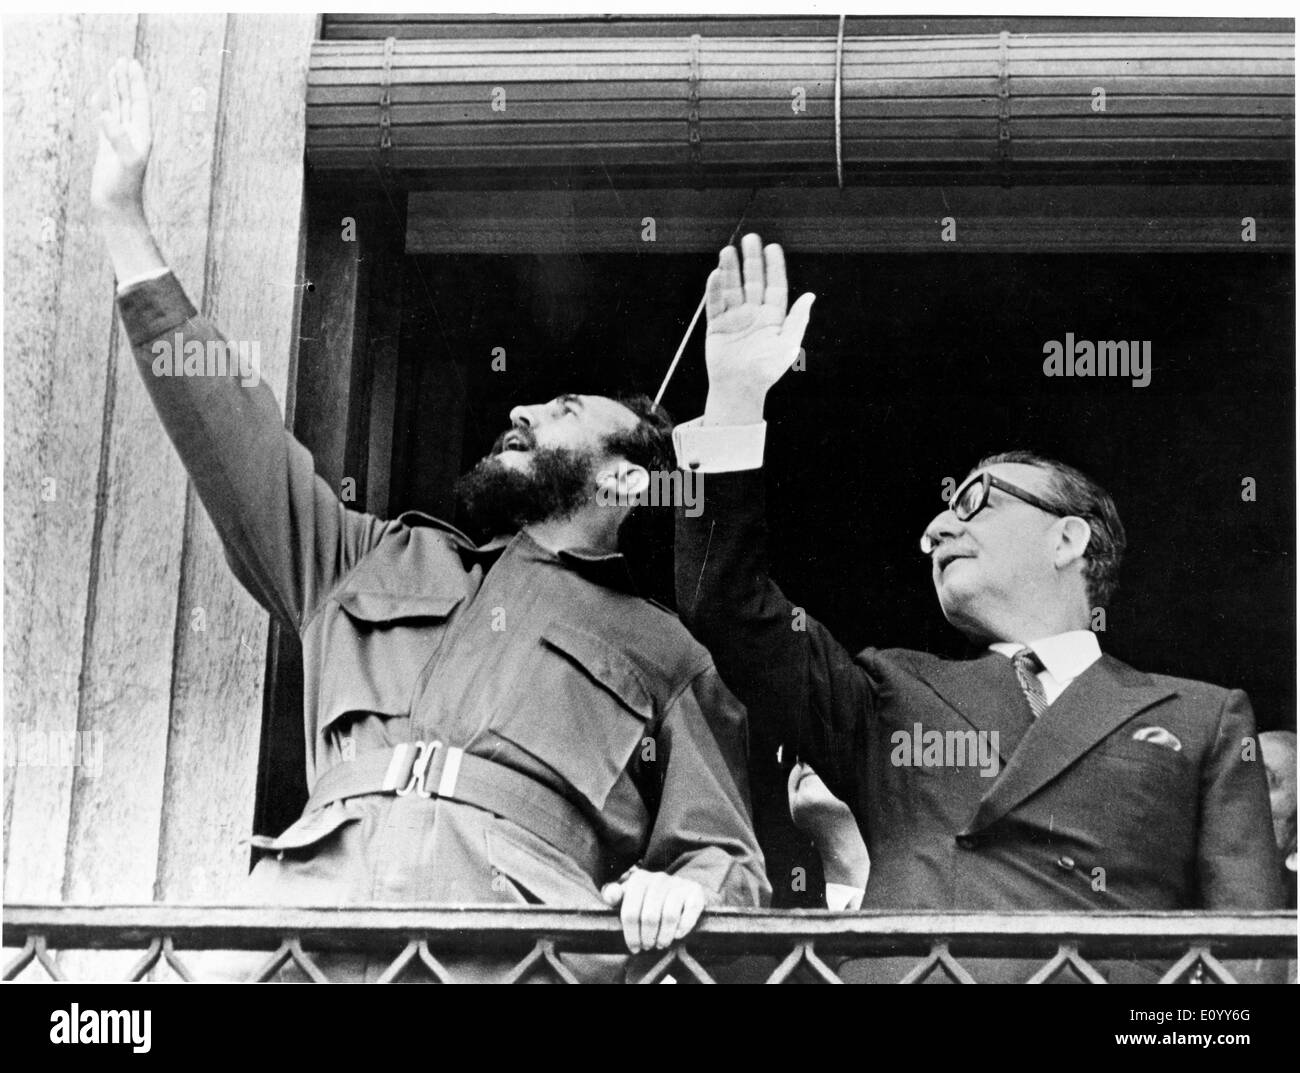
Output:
top-left (117, 274), bottom-right (769, 981)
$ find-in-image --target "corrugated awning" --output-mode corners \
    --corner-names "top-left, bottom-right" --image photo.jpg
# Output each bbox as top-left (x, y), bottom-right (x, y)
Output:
top-left (306, 32), bottom-right (1294, 188)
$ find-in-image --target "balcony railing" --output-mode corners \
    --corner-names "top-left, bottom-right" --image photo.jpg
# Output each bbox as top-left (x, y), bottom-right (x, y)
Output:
top-left (3, 905), bottom-right (1294, 984)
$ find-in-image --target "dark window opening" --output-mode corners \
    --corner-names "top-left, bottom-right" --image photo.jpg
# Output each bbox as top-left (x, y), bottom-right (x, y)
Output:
top-left (257, 214), bottom-right (1295, 905)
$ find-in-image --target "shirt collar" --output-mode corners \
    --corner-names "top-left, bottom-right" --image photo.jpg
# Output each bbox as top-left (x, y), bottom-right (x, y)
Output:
top-left (397, 510), bottom-right (639, 594)
top-left (989, 629), bottom-right (1102, 684)
top-left (556, 547), bottom-right (639, 594)
top-left (513, 529), bottom-right (640, 596)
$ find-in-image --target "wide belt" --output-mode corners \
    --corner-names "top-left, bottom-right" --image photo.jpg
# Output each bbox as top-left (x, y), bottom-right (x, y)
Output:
top-left (306, 742), bottom-right (602, 877)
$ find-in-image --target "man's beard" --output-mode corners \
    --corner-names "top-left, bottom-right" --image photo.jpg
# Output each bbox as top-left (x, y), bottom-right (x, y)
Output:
top-left (454, 441), bottom-right (597, 538)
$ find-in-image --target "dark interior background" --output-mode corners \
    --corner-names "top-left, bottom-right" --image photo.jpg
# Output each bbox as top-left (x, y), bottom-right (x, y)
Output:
top-left (382, 249), bottom-right (1294, 905)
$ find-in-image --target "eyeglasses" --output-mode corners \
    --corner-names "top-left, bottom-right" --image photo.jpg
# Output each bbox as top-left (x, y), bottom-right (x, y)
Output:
top-left (919, 471), bottom-right (1067, 555)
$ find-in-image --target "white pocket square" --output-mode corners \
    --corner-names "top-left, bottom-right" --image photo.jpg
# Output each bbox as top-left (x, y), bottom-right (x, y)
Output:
top-left (1132, 726), bottom-right (1182, 752)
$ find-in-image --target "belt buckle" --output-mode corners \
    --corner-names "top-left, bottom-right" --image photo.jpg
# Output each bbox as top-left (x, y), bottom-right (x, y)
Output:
top-left (396, 740), bottom-right (441, 798)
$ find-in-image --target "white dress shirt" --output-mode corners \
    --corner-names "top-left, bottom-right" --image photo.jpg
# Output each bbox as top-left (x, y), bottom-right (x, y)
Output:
top-left (673, 416), bottom-right (768, 473)
top-left (116, 265), bottom-right (172, 294)
top-left (988, 631), bottom-right (1102, 706)
top-left (824, 881), bottom-right (865, 911)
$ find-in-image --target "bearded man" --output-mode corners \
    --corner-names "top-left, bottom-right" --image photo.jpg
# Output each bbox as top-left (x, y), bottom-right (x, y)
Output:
top-left (91, 58), bottom-right (767, 981)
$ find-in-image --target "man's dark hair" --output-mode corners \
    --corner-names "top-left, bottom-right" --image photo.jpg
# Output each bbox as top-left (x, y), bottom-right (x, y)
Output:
top-left (975, 450), bottom-right (1127, 610)
top-left (604, 394), bottom-right (675, 479)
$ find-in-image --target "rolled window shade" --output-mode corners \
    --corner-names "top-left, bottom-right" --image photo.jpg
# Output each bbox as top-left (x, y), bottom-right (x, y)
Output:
top-left (306, 33), bottom-right (1293, 186)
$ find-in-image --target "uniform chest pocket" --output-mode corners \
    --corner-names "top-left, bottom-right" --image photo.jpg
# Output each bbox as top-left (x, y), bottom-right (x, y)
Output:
top-left (317, 589), bottom-right (463, 735)
top-left (337, 591), bottom-right (463, 623)
top-left (490, 620), bottom-right (655, 811)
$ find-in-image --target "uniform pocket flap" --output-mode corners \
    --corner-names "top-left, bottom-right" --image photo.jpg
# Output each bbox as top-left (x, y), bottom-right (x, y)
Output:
top-left (336, 590), bottom-right (462, 625)
top-left (539, 621), bottom-right (654, 722)
top-left (486, 825), bottom-right (605, 907)
top-left (246, 806), bottom-right (360, 854)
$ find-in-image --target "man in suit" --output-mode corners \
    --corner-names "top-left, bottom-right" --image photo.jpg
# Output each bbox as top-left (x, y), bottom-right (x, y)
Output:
top-left (91, 58), bottom-right (767, 981)
top-left (673, 233), bottom-right (1284, 982)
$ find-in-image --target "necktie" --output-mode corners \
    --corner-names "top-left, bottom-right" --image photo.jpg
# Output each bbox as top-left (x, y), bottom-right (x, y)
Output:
top-left (1012, 647), bottom-right (1049, 719)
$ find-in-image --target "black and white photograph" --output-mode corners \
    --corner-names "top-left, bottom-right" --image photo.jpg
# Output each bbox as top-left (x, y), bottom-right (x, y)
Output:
top-left (1, 1), bottom-right (1296, 1026)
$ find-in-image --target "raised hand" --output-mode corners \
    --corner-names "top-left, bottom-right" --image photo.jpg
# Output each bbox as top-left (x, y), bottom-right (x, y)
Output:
top-left (91, 58), bottom-right (152, 218)
top-left (702, 233), bottom-right (815, 426)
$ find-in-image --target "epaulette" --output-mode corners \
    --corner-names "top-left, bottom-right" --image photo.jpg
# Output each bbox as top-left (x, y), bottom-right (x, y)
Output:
top-left (394, 510), bottom-right (477, 549)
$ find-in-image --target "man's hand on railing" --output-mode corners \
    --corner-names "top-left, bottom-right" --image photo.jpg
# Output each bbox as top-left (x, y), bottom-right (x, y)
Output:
top-left (600, 867), bottom-right (709, 954)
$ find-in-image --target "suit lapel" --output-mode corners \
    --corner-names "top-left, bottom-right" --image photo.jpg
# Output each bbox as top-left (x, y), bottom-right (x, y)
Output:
top-left (964, 655), bottom-right (1177, 833)
top-left (917, 651), bottom-right (1034, 762)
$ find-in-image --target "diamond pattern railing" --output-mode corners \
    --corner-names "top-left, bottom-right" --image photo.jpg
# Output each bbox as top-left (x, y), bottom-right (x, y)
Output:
top-left (3, 906), bottom-right (1294, 984)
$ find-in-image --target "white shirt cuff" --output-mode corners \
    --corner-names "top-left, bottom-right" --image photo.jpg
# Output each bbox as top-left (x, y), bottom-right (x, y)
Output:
top-left (672, 416), bottom-right (767, 473)
top-left (824, 882), bottom-right (864, 911)
top-left (116, 266), bottom-right (172, 295)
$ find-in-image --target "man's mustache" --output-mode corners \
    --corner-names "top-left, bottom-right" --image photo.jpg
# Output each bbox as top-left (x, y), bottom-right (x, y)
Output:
top-left (489, 426), bottom-right (537, 455)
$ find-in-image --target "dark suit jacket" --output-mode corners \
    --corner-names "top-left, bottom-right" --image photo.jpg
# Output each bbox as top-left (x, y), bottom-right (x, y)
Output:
top-left (676, 469), bottom-right (1283, 964)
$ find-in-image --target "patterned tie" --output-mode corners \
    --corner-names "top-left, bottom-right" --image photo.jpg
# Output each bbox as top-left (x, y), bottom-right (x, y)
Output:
top-left (1012, 647), bottom-right (1049, 719)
